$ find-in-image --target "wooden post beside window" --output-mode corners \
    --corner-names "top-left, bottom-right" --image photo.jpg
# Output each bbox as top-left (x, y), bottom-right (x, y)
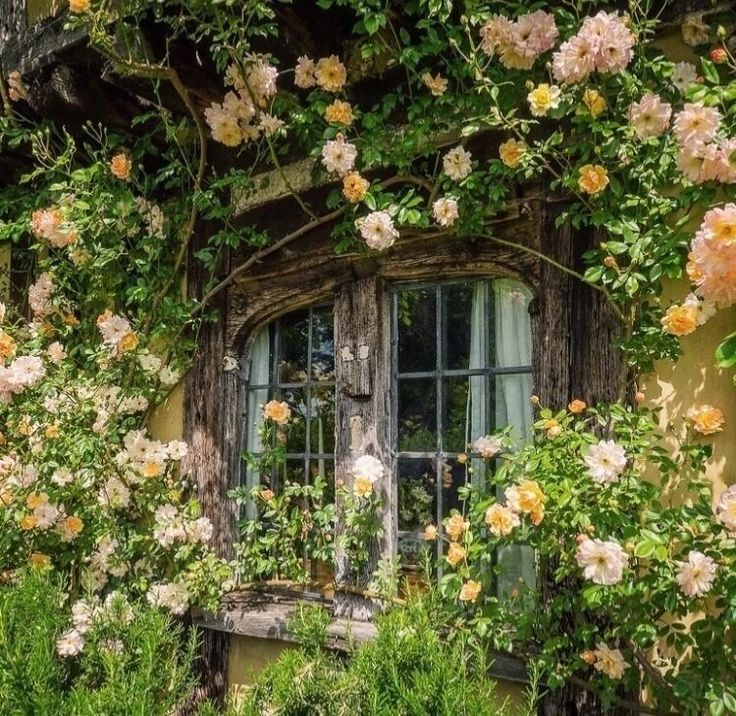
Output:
top-left (333, 276), bottom-right (395, 619)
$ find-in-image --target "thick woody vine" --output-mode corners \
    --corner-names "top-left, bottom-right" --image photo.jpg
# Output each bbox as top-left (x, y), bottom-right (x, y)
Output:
top-left (2, 0), bottom-right (736, 712)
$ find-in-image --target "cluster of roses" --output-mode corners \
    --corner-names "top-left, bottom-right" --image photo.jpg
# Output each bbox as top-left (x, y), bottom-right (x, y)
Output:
top-left (420, 434), bottom-right (546, 605)
top-left (663, 204), bottom-right (736, 336)
top-left (56, 591), bottom-right (134, 658)
top-left (204, 57), bottom-right (282, 147)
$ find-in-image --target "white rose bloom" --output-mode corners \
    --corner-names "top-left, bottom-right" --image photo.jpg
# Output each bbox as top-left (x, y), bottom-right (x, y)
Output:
top-left (56, 629), bottom-right (85, 657)
top-left (676, 550), bottom-right (717, 598)
top-left (584, 440), bottom-right (627, 484)
top-left (147, 582), bottom-right (190, 615)
top-left (159, 366), bottom-right (180, 386)
top-left (166, 440), bottom-right (188, 461)
top-left (352, 454), bottom-right (385, 484)
top-left (98, 476), bottom-right (131, 509)
top-left (472, 435), bottom-right (503, 459)
top-left (321, 134), bottom-right (357, 177)
top-left (671, 62), bottom-right (697, 93)
top-left (575, 537), bottom-right (628, 585)
top-left (72, 599), bottom-right (99, 634)
top-left (356, 211), bottom-right (399, 251)
top-left (138, 353), bottom-right (163, 373)
top-left (432, 197), bottom-right (459, 227)
top-left (188, 516), bottom-right (214, 544)
top-left (51, 468), bottom-right (74, 486)
top-left (592, 643), bottom-right (629, 680)
top-left (442, 146), bottom-right (472, 181)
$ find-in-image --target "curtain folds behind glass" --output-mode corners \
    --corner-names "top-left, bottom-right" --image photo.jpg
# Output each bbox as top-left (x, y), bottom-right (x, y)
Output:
top-left (245, 328), bottom-right (270, 518)
top-left (468, 282), bottom-right (488, 484)
top-left (493, 280), bottom-right (536, 599)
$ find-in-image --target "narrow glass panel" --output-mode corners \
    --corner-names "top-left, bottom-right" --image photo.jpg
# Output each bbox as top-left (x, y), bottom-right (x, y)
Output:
top-left (311, 306), bottom-right (335, 380)
top-left (278, 309), bottom-right (309, 383)
top-left (245, 387), bottom-right (269, 453)
top-left (442, 377), bottom-right (473, 453)
top-left (397, 458), bottom-right (436, 533)
top-left (442, 282), bottom-right (476, 370)
top-left (309, 459), bottom-right (335, 505)
top-left (397, 379), bottom-right (437, 451)
top-left (310, 388), bottom-right (335, 455)
top-left (397, 287), bottom-right (436, 373)
top-left (277, 459), bottom-right (308, 487)
top-left (278, 387), bottom-right (307, 453)
top-left (440, 457), bottom-right (469, 520)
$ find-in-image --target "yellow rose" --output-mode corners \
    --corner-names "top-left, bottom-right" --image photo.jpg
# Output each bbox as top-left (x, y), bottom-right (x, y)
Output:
top-left (661, 304), bottom-right (698, 336)
top-left (342, 172), bottom-right (369, 203)
top-left (582, 89), bottom-right (607, 117)
top-left (26, 492), bottom-right (47, 509)
top-left (527, 83), bottom-right (561, 117)
top-left (421, 72), bottom-right (448, 97)
top-left (499, 138), bottom-right (526, 168)
top-left (65, 515), bottom-right (84, 534)
top-left (315, 55), bottom-right (347, 92)
top-left (484, 503), bottom-right (519, 536)
top-left (423, 524), bottom-right (438, 541)
top-left (444, 513), bottom-right (469, 541)
top-left (260, 488), bottom-right (275, 502)
top-left (30, 553), bottom-right (50, 568)
top-left (142, 461), bottom-right (163, 478)
top-left (578, 164), bottom-right (609, 194)
top-left (544, 418), bottom-right (562, 438)
top-left (446, 541), bottom-right (466, 567)
top-left (119, 332), bottom-right (139, 353)
top-left (69, 0), bottom-right (91, 11)
top-left (687, 405), bottom-right (725, 435)
top-left (0, 332), bottom-right (16, 361)
top-left (459, 579), bottom-right (482, 603)
top-left (353, 475), bottom-right (374, 498)
top-left (324, 100), bottom-right (354, 126)
top-left (509, 480), bottom-right (545, 516)
top-left (110, 153), bottom-right (132, 181)
top-left (568, 399), bottom-right (587, 414)
top-left (45, 424), bottom-right (60, 439)
top-left (20, 515), bottom-right (36, 530)
top-left (0, 489), bottom-right (15, 507)
top-left (263, 400), bottom-right (291, 425)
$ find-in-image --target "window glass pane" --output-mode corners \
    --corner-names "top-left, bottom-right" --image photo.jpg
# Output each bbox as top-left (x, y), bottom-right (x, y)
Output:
top-left (442, 377), bottom-right (475, 453)
top-left (494, 373), bottom-right (533, 443)
top-left (277, 458), bottom-right (308, 486)
top-left (278, 387), bottom-right (307, 453)
top-left (398, 378), bottom-right (436, 451)
top-left (278, 309), bottom-right (309, 383)
top-left (442, 282), bottom-right (476, 370)
top-left (310, 388), bottom-right (335, 455)
top-left (312, 306), bottom-right (335, 380)
top-left (440, 457), bottom-right (468, 521)
top-left (397, 287), bottom-right (436, 373)
top-left (245, 388), bottom-right (268, 453)
top-left (308, 459), bottom-right (335, 504)
top-left (397, 458), bottom-right (436, 533)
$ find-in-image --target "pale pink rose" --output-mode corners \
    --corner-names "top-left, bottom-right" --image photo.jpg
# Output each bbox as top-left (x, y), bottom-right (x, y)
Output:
top-left (46, 342), bottom-right (66, 365)
top-left (588, 12), bottom-right (636, 74)
top-left (676, 550), bottom-right (717, 597)
top-left (552, 34), bottom-right (597, 83)
top-left (294, 55), bottom-right (316, 88)
top-left (516, 10), bottom-right (558, 56)
top-left (716, 485), bottom-right (736, 532)
top-left (321, 134), bottom-right (357, 177)
top-left (575, 537), bottom-right (628, 585)
top-left (715, 139), bottom-right (736, 183)
top-left (673, 103), bottom-right (722, 146)
top-left (592, 643), bottom-right (629, 679)
top-left (479, 15), bottom-right (515, 57)
top-left (628, 94), bottom-right (672, 139)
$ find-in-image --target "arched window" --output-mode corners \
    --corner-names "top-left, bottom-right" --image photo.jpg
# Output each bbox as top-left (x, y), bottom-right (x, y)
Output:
top-left (243, 305), bottom-right (335, 494)
top-left (241, 278), bottom-right (534, 593)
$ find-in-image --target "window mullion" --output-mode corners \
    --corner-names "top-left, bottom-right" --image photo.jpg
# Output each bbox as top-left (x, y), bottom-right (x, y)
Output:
top-left (435, 284), bottom-right (444, 566)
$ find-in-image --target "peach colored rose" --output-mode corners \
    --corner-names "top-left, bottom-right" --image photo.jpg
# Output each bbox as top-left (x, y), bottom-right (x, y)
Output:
top-left (578, 164), bottom-right (609, 194)
top-left (459, 579), bottom-right (482, 603)
top-left (342, 172), bottom-right (369, 203)
top-left (110, 153), bottom-right (132, 181)
top-left (687, 404), bottom-right (725, 435)
top-left (568, 399), bottom-right (587, 413)
top-left (263, 400), bottom-right (291, 425)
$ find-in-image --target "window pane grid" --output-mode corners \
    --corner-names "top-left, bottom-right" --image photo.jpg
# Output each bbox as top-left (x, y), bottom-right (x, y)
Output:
top-left (391, 280), bottom-right (531, 570)
top-left (243, 305), bottom-right (335, 492)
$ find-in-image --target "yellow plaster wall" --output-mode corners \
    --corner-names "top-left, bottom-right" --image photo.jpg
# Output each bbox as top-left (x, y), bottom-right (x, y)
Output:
top-left (643, 278), bottom-right (736, 497)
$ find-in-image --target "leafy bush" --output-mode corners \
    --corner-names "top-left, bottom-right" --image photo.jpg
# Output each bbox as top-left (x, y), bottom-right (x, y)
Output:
top-left (0, 569), bottom-right (198, 715)
top-left (233, 599), bottom-right (511, 716)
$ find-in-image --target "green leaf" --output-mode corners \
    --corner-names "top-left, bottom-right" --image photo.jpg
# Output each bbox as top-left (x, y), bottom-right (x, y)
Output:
top-left (701, 58), bottom-right (721, 86)
top-left (716, 332), bottom-right (736, 368)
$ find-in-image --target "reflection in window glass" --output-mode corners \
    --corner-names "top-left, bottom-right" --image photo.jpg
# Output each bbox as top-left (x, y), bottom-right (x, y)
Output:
top-left (244, 305), bottom-right (335, 495)
top-left (392, 279), bottom-right (534, 593)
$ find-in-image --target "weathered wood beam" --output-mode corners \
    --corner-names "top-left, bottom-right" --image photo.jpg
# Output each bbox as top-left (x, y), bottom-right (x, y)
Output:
top-left (231, 127), bottom-right (461, 217)
top-left (191, 589), bottom-right (530, 683)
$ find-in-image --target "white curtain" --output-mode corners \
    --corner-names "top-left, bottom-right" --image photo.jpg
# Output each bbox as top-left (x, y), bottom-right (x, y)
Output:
top-left (468, 282), bottom-right (488, 483)
top-left (493, 279), bottom-right (535, 598)
top-left (245, 327), bottom-right (271, 517)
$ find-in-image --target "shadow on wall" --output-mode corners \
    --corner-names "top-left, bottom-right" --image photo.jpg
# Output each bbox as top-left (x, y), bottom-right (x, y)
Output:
top-left (644, 279), bottom-right (736, 498)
